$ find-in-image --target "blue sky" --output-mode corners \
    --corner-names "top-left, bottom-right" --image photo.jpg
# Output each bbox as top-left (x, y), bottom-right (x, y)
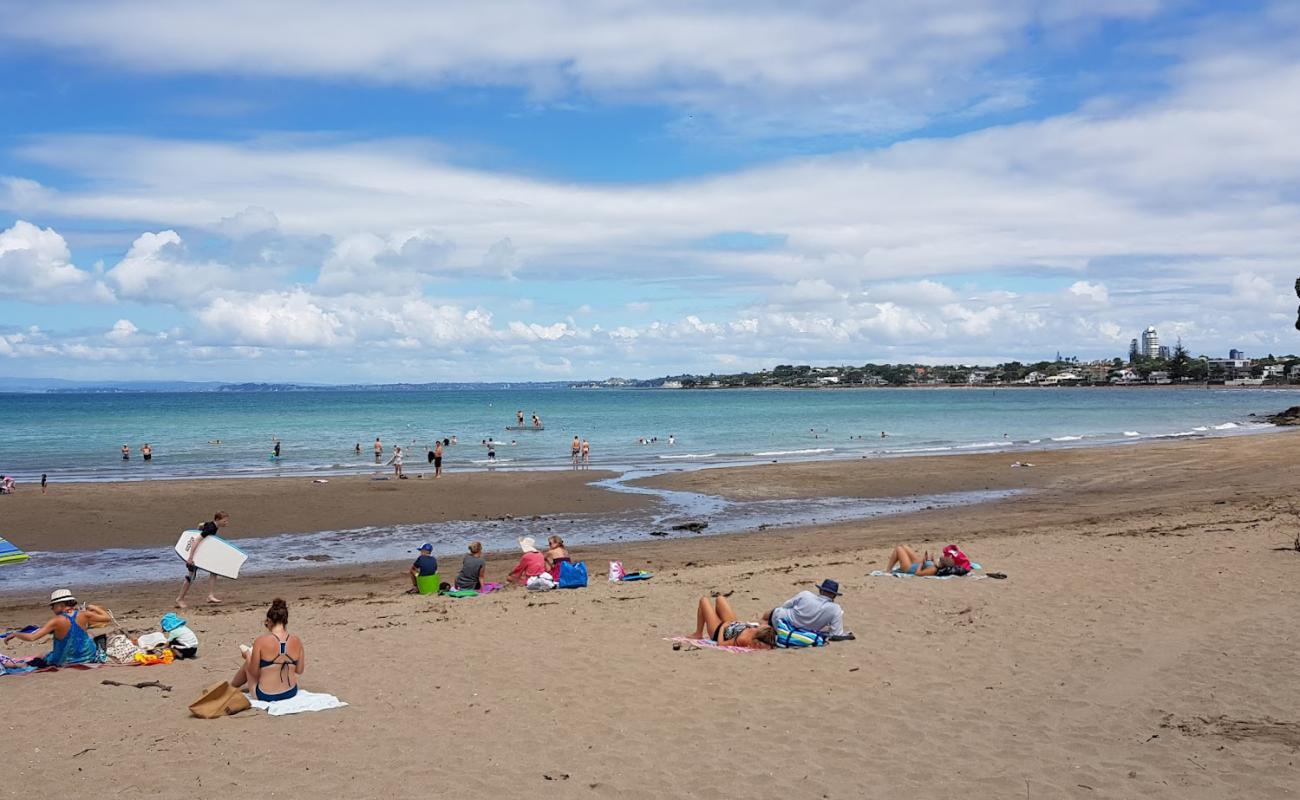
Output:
top-left (2, 0), bottom-right (1298, 381)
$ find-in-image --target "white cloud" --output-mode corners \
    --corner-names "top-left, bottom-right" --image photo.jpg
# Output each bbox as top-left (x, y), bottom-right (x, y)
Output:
top-left (197, 290), bottom-right (347, 348)
top-left (0, 220), bottom-right (110, 302)
top-left (105, 319), bottom-right (139, 342)
top-left (0, 1), bottom-right (1165, 138)
top-left (105, 230), bottom-right (237, 305)
top-left (1068, 280), bottom-right (1110, 304)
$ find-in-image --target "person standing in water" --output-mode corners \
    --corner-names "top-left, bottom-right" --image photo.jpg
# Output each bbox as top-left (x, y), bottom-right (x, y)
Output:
top-left (388, 446), bottom-right (404, 479)
top-left (516, 410), bottom-right (525, 426)
top-left (570, 436), bottom-right (581, 467)
top-left (121, 444), bottom-right (130, 461)
top-left (433, 439), bottom-right (444, 478)
top-left (272, 438), bottom-right (281, 459)
top-left (580, 438), bottom-right (590, 469)
top-left (142, 443), bottom-right (153, 462)
top-left (374, 437), bottom-right (383, 462)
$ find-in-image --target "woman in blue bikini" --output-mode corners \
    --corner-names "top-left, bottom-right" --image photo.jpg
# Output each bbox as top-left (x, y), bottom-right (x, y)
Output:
top-left (231, 598), bottom-right (305, 702)
top-left (885, 545), bottom-right (954, 576)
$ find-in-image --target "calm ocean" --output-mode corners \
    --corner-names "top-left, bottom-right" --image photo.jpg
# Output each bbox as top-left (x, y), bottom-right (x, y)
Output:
top-left (0, 386), bottom-right (1293, 483)
top-left (1, 386), bottom-right (1294, 591)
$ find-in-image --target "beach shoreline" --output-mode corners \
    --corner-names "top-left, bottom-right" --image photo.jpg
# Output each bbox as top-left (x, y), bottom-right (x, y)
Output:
top-left (3, 431), bottom-right (1300, 797)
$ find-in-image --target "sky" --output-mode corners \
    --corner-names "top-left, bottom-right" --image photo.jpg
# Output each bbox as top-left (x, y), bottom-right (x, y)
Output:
top-left (2, 0), bottom-right (1299, 382)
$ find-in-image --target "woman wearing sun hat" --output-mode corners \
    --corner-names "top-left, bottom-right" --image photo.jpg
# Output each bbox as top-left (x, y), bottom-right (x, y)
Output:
top-left (3, 589), bottom-right (111, 667)
top-left (507, 537), bottom-right (546, 586)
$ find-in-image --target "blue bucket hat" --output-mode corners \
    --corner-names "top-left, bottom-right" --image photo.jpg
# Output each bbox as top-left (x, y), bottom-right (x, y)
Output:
top-left (160, 612), bottom-right (186, 632)
top-left (816, 579), bottom-right (842, 596)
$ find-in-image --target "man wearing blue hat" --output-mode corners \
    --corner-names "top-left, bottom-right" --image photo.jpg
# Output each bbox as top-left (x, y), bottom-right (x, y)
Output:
top-left (407, 543), bottom-right (439, 594)
top-left (764, 579), bottom-right (854, 641)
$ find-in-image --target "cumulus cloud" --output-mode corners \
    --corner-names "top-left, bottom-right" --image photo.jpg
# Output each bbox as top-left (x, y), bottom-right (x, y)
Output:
top-left (105, 230), bottom-right (240, 305)
top-left (197, 290), bottom-right (347, 348)
top-left (0, 220), bottom-right (111, 302)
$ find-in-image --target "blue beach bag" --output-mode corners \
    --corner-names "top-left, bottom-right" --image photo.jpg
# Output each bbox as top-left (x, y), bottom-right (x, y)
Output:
top-left (774, 620), bottom-right (827, 648)
top-left (558, 561), bottom-right (588, 589)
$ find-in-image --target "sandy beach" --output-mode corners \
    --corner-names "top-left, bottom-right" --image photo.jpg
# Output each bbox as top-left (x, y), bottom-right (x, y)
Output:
top-left (3, 433), bottom-right (1300, 799)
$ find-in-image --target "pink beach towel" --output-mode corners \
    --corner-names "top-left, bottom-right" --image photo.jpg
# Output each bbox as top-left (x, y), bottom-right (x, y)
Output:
top-left (665, 636), bottom-right (762, 654)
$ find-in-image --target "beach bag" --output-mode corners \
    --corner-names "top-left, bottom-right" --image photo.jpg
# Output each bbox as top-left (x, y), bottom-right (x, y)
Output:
top-left (558, 560), bottom-right (588, 589)
top-left (526, 573), bottom-right (556, 591)
top-left (105, 634), bottom-right (143, 664)
top-left (189, 681), bottom-right (252, 719)
top-left (774, 620), bottom-right (828, 648)
top-left (608, 561), bottom-right (625, 582)
top-left (943, 544), bottom-right (972, 572)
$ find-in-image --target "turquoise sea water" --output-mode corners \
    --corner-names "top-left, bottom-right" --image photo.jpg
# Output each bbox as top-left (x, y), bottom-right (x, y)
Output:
top-left (0, 386), bottom-right (1294, 482)
top-left (0, 386), bottom-right (1294, 591)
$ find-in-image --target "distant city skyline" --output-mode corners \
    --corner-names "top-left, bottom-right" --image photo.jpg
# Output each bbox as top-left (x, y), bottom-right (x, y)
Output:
top-left (2, 2), bottom-right (1299, 382)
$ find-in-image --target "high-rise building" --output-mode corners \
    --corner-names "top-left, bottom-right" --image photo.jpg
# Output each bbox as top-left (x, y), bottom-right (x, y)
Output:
top-left (1141, 326), bottom-right (1160, 359)
top-left (1229, 348), bottom-right (1244, 360)
top-left (1158, 345), bottom-right (1170, 360)
top-left (1129, 338), bottom-right (1139, 362)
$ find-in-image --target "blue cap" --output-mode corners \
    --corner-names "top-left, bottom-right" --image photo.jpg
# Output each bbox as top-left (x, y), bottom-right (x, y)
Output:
top-left (160, 612), bottom-right (186, 632)
top-left (418, 543), bottom-right (433, 552)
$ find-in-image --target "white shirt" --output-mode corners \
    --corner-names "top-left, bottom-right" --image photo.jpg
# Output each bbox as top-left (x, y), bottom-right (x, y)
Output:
top-left (166, 625), bottom-right (199, 649)
top-left (770, 591), bottom-right (845, 636)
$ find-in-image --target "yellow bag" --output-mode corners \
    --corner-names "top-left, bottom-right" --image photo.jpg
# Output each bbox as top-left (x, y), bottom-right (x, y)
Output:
top-left (188, 681), bottom-right (252, 719)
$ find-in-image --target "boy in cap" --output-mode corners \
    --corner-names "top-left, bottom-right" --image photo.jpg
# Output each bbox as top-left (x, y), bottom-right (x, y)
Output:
top-left (407, 543), bottom-right (439, 593)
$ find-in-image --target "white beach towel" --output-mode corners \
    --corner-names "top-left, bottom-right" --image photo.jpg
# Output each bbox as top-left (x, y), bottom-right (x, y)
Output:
top-left (247, 690), bottom-right (348, 716)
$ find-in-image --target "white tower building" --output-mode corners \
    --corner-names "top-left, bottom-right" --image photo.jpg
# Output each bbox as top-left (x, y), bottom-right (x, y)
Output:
top-left (1141, 326), bottom-right (1160, 359)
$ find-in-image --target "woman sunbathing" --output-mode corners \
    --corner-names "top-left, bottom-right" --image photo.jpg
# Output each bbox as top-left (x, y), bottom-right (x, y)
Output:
top-left (885, 544), bottom-right (956, 576)
top-left (231, 598), bottom-right (305, 702)
top-left (689, 596), bottom-right (776, 649)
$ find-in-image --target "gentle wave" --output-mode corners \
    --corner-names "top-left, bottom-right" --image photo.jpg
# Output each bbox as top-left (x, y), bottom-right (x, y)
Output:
top-left (657, 453), bottom-right (719, 460)
top-left (1213, 422), bottom-right (1238, 430)
top-left (1051, 435), bottom-right (1084, 441)
top-left (1124, 431), bottom-right (1141, 437)
top-left (752, 447), bottom-right (836, 456)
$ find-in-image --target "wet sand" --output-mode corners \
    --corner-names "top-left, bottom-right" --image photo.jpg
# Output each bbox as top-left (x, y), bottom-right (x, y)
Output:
top-left (2, 432), bottom-right (1299, 799)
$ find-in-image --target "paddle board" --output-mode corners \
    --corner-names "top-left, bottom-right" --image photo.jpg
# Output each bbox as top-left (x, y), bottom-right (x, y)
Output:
top-left (0, 536), bottom-right (29, 566)
top-left (504, 425), bottom-right (544, 431)
top-left (174, 530), bottom-right (247, 579)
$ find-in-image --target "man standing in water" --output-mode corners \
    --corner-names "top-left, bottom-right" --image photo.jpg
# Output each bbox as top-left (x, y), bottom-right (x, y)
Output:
top-left (517, 410), bottom-right (525, 426)
top-left (433, 439), bottom-right (444, 478)
top-left (177, 511), bottom-right (228, 608)
top-left (374, 437), bottom-right (383, 462)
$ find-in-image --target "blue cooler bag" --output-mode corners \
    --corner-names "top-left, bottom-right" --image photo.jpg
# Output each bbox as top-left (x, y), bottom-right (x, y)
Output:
top-left (558, 560), bottom-right (588, 588)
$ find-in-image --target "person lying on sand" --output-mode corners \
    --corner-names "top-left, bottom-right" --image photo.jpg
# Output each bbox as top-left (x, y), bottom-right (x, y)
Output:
top-left (885, 545), bottom-right (957, 577)
top-left (4, 589), bottom-right (111, 667)
top-left (762, 579), bottom-right (854, 640)
top-left (689, 596), bottom-right (776, 649)
top-left (231, 598), bottom-right (305, 702)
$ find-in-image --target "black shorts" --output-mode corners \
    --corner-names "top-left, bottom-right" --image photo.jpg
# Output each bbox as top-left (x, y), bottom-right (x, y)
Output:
top-left (434, 456), bottom-right (442, 467)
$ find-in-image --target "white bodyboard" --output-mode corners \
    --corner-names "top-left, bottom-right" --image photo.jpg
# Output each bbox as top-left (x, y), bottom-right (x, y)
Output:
top-left (175, 529), bottom-right (247, 579)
